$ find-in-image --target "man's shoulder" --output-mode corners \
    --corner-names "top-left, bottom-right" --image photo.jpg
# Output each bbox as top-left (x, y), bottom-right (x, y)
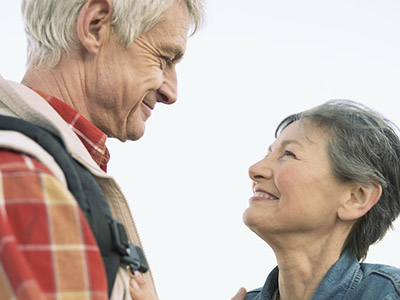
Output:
top-left (0, 148), bottom-right (70, 208)
top-left (0, 117), bottom-right (68, 185)
top-left (0, 148), bottom-right (53, 175)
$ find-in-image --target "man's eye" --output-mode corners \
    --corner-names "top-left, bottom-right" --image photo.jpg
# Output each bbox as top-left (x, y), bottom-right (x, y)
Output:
top-left (283, 150), bottom-right (297, 159)
top-left (160, 56), bottom-right (173, 69)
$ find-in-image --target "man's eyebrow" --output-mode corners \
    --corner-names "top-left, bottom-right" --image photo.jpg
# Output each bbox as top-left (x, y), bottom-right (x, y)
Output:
top-left (161, 46), bottom-right (185, 62)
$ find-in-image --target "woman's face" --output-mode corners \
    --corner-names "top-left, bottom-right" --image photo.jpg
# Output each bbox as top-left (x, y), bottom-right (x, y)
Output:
top-left (243, 121), bottom-right (353, 244)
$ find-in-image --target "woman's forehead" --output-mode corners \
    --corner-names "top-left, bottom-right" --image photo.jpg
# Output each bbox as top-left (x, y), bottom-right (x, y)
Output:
top-left (274, 120), bottom-right (329, 148)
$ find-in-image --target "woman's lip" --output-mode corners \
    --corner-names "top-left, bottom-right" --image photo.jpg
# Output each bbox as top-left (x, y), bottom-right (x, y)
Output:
top-left (249, 196), bottom-right (278, 202)
top-left (250, 188), bottom-right (279, 201)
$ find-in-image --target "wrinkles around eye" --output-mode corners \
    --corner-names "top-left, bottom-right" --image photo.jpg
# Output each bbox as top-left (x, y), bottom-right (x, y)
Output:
top-left (283, 150), bottom-right (297, 158)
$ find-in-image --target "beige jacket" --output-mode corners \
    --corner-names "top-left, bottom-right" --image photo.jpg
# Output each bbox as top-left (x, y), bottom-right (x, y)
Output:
top-left (0, 74), bottom-right (157, 299)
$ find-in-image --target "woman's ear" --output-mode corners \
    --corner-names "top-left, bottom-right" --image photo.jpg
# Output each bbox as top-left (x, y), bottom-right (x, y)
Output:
top-left (76, 0), bottom-right (113, 55)
top-left (338, 181), bottom-right (382, 221)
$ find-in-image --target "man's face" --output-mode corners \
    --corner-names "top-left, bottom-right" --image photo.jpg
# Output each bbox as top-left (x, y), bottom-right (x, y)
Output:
top-left (86, 0), bottom-right (190, 141)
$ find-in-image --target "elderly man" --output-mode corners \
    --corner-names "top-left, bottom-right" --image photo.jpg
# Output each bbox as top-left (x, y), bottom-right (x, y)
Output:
top-left (0, 0), bottom-right (203, 299)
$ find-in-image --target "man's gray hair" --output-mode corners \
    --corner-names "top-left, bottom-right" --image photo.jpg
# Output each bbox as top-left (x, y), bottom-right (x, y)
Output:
top-left (21, 0), bottom-right (205, 68)
top-left (275, 100), bottom-right (400, 261)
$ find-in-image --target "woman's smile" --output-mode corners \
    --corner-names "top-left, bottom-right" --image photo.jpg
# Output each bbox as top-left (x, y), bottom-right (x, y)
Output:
top-left (250, 189), bottom-right (279, 202)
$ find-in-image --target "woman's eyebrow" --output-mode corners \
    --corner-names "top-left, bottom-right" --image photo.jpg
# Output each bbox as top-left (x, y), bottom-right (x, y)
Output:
top-left (280, 139), bottom-right (303, 148)
top-left (269, 139), bottom-right (303, 153)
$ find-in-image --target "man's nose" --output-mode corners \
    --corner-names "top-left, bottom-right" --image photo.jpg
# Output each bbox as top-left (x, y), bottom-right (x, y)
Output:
top-left (157, 65), bottom-right (177, 104)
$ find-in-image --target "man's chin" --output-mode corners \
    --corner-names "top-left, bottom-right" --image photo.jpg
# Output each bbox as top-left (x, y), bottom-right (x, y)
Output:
top-left (106, 119), bottom-right (146, 142)
top-left (127, 133), bottom-right (143, 141)
top-left (108, 132), bottom-right (143, 142)
top-left (126, 125), bottom-right (145, 141)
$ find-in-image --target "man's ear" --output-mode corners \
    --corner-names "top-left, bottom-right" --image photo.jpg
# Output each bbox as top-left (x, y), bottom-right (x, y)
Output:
top-left (338, 181), bottom-right (382, 221)
top-left (76, 0), bottom-right (113, 55)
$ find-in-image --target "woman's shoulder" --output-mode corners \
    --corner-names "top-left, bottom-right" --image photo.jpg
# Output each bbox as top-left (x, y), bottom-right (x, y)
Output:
top-left (361, 261), bottom-right (400, 279)
top-left (245, 266), bottom-right (279, 300)
top-left (358, 262), bottom-right (400, 298)
top-left (245, 287), bottom-right (263, 300)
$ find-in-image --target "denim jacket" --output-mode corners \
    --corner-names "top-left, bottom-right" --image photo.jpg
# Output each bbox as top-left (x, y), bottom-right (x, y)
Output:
top-left (245, 250), bottom-right (400, 300)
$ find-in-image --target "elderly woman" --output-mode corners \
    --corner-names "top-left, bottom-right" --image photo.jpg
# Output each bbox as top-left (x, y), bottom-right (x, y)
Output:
top-left (241, 100), bottom-right (400, 300)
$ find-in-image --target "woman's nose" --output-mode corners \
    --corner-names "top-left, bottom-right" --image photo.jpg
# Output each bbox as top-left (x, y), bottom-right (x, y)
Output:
top-left (248, 158), bottom-right (273, 181)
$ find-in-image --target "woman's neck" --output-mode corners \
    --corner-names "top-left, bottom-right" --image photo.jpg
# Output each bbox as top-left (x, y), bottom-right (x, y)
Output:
top-left (270, 229), bottom-right (349, 300)
top-left (277, 250), bottom-right (339, 299)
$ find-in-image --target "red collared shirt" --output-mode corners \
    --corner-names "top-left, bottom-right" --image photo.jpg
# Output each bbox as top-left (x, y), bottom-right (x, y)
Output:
top-left (0, 89), bottom-right (109, 299)
top-left (33, 88), bottom-right (110, 173)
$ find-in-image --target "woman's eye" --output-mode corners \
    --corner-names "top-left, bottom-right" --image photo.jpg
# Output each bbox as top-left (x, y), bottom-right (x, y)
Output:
top-left (283, 150), bottom-right (297, 159)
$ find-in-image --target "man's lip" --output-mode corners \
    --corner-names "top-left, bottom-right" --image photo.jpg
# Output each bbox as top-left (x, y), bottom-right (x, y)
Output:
top-left (141, 102), bottom-right (152, 119)
top-left (143, 99), bottom-right (155, 110)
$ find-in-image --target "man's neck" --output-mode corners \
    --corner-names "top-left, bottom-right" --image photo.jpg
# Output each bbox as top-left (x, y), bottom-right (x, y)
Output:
top-left (21, 62), bottom-right (91, 122)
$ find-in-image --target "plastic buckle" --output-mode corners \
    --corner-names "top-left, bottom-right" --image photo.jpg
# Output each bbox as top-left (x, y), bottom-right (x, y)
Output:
top-left (110, 220), bottom-right (149, 273)
top-left (122, 244), bottom-right (149, 274)
top-left (110, 219), bottom-right (129, 256)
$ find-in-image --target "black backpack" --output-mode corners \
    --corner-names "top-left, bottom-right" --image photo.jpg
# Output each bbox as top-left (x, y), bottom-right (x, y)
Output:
top-left (0, 115), bottom-right (148, 297)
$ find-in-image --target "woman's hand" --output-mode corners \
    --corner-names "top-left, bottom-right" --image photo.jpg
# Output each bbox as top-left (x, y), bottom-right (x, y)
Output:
top-left (231, 287), bottom-right (247, 300)
top-left (129, 271), bottom-right (157, 300)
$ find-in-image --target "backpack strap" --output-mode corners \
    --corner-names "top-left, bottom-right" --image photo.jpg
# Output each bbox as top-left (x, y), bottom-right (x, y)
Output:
top-left (0, 115), bottom-right (148, 296)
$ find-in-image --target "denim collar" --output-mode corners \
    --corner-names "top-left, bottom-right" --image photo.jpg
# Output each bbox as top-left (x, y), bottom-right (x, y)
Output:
top-left (312, 250), bottom-right (361, 299)
top-left (258, 251), bottom-right (360, 300)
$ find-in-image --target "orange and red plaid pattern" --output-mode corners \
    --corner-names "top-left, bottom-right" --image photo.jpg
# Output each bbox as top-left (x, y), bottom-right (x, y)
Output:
top-left (32, 88), bottom-right (110, 173)
top-left (0, 90), bottom-right (110, 299)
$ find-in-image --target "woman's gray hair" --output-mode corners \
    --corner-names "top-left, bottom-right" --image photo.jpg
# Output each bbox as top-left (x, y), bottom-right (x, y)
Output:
top-left (276, 99), bottom-right (400, 261)
top-left (21, 0), bottom-right (205, 68)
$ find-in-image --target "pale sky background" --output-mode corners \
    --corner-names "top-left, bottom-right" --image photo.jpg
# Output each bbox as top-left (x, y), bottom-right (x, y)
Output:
top-left (1, 1), bottom-right (400, 299)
